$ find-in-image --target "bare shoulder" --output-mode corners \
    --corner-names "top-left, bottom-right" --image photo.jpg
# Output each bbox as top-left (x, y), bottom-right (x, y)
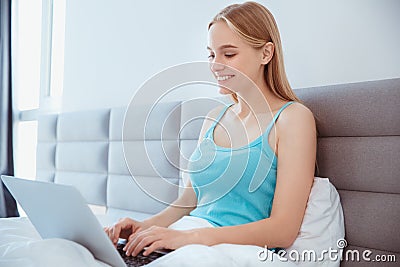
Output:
top-left (277, 102), bottom-right (316, 135)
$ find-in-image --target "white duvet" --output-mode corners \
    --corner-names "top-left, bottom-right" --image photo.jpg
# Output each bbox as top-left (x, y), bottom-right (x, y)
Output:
top-left (0, 217), bottom-right (108, 267)
top-left (0, 216), bottom-right (298, 267)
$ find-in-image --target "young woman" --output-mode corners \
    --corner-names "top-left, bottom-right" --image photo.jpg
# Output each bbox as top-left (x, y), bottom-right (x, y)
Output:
top-left (105, 1), bottom-right (316, 258)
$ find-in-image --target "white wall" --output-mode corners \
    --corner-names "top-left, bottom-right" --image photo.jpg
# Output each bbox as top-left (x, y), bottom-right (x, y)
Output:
top-left (62, 0), bottom-right (400, 112)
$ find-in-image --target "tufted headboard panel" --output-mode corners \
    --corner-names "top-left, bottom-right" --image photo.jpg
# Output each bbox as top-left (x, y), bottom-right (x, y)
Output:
top-left (37, 109), bottom-right (110, 206)
top-left (36, 98), bottom-right (225, 220)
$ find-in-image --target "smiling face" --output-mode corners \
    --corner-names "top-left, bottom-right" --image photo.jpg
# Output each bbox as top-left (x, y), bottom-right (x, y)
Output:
top-left (207, 21), bottom-right (272, 96)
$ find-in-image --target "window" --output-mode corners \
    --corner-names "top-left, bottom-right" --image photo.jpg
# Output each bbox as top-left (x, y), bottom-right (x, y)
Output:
top-left (12, 0), bottom-right (66, 214)
top-left (12, 0), bottom-right (42, 112)
top-left (12, 0), bottom-right (66, 177)
top-left (11, 0), bottom-right (105, 216)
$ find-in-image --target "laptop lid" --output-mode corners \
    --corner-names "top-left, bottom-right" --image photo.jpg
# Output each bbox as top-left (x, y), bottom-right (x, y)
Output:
top-left (1, 175), bottom-right (126, 267)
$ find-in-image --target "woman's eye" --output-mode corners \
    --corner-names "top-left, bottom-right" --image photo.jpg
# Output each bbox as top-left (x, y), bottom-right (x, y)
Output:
top-left (225, 54), bottom-right (235, 58)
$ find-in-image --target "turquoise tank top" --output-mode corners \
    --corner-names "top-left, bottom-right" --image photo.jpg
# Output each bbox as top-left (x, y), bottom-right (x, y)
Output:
top-left (189, 101), bottom-right (294, 227)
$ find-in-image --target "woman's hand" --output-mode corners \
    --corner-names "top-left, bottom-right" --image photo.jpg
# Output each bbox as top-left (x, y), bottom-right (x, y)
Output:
top-left (123, 226), bottom-right (200, 256)
top-left (104, 217), bottom-right (149, 246)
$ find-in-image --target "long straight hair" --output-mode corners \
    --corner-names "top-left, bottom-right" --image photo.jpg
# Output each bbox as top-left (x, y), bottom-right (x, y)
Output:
top-left (209, 1), bottom-right (301, 103)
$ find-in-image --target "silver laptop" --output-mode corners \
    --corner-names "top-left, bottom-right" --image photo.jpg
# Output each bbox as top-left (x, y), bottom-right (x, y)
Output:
top-left (1, 175), bottom-right (169, 267)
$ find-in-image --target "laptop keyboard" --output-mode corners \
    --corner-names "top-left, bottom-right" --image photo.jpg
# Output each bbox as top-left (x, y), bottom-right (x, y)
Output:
top-left (117, 243), bottom-right (170, 267)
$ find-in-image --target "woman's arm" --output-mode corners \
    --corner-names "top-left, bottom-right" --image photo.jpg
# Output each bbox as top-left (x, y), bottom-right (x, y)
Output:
top-left (141, 180), bottom-right (197, 228)
top-left (194, 103), bottom-right (317, 248)
top-left (105, 181), bottom-right (197, 245)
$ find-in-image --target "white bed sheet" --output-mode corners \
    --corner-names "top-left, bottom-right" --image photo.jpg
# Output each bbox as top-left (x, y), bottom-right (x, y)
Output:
top-left (0, 216), bottom-right (322, 267)
top-left (0, 217), bottom-right (108, 267)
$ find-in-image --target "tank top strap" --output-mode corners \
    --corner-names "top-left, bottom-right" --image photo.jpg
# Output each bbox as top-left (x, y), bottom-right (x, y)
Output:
top-left (264, 101), bottom-right (295, 137)
top-left (204, 103), bottom-right (234, 139)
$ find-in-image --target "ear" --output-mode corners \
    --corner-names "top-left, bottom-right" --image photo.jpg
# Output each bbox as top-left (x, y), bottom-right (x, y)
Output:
top-left (261, 42), bottom-right (274, 65)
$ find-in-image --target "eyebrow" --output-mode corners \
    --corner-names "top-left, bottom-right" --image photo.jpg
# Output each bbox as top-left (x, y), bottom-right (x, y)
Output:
top-left (206, 44), bottom-right (239, 51)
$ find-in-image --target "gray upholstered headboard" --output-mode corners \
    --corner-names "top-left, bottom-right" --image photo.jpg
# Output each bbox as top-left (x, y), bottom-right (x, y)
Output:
top-left (36, 78), bottom-right (400, 266)
top-left (296, 78), bottom-right (400, 266)
top-left (36, 98), bottom-right (224, 221)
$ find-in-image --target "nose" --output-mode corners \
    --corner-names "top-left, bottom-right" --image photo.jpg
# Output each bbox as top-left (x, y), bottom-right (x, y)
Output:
top-left (209, 61), bottom-right (225, 73)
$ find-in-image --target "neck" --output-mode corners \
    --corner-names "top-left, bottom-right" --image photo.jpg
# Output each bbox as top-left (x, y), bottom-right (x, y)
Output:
top-left (234, 78), bottom-right (278, 118)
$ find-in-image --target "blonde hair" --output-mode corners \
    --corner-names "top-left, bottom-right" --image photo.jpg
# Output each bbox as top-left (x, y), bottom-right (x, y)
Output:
top-left (209, 1), bottom-right (301, 103)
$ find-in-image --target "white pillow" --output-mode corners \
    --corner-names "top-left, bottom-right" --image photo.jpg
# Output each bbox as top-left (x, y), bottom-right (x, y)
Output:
top-left (283, 177), bottom-right (345, 267)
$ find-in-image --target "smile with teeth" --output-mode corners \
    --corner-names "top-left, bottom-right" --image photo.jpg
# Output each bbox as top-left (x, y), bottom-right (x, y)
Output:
top-left (216, 75), bottom-right (234, 81)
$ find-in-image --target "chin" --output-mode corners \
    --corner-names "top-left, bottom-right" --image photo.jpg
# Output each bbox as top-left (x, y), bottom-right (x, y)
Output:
top-left (218, 86), bottom-right (234, 95)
